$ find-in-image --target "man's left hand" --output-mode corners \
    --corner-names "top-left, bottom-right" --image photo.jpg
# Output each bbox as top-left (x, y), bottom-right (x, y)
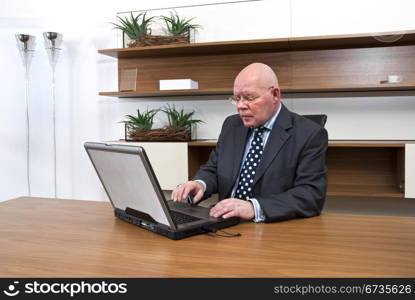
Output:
top-left (209, 198), bottom-right (254, 220)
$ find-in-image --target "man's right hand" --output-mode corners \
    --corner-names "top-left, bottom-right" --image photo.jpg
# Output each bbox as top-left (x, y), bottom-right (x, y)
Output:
top-left (171, 181), bottom-right (204, 204)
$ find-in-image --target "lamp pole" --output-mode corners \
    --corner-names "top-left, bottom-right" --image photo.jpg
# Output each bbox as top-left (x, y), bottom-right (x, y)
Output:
top-left (43, 32), bottom-right (63, 199)
top-left (15, 34), bottom-right (36, 196)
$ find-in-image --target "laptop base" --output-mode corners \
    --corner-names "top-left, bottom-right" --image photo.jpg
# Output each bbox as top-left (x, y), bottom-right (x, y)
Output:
top-left (115, 208), bottom-right (239, 240)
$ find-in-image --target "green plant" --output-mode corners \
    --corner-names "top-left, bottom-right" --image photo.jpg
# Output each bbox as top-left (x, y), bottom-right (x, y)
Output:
top-left (161, 105), bottom-right (203, 130)
top-left (121, 108), bottom-right (158, 131)
top-left (160, 11), bottom-right (201, 37)
top-left (112, 12), bottom-right (155, 40)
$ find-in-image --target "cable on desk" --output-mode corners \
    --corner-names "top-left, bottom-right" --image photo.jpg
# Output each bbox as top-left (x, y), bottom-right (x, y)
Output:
top-left (202, 227), bottom-right (241, 238)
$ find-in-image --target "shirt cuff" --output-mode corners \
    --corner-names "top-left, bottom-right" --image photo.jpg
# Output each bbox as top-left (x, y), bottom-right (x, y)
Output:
top-left (248, 198), bottom-right (266, 222)
top-left (193, 179), bottom-right (206, 193)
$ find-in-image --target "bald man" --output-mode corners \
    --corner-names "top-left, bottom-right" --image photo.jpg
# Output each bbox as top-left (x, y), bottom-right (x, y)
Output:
top-left (172, 63), bottom-right (328, 223)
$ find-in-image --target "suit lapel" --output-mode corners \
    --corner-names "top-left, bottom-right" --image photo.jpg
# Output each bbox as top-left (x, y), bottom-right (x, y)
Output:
top-left (253, 104), bottom-right (293, 186)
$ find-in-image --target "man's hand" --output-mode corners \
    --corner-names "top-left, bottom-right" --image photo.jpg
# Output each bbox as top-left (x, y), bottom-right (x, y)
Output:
top-left (171, 181), bottom-right (204, 203)
top-left (209, 198), bottom-right (254, 220)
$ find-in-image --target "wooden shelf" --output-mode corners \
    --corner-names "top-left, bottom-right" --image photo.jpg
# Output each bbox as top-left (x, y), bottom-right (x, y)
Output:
top-left (98, 38), bottom-right (290, 58)
top-left (100, 84), bottom-right (415, 98)
top-left (188, 140), bottom-right (410, 147)
top-left (99, 30), bottom-right (415, 58)
top-left (327, 185), bottom-right (404, 198)
top-left (328, 140), bottom-right (408, 147)
top-left (187, 140), bottom-right (407, 198)
top-left (99, 88), bottom-right (231, 98)
top-left (98, 30), bottom-right (415, 98)
top-left (188, 140), bottom-right (218, 147)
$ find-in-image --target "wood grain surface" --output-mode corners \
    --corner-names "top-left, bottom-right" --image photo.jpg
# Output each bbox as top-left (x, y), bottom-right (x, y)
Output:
top-left (1, 197), bottom-right (414, 277)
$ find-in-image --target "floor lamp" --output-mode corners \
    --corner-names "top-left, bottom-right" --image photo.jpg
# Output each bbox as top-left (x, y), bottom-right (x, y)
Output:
top-left (43, 32), bottom-right (63, 199)
top-left (15, 34), bottom-right (36, 196)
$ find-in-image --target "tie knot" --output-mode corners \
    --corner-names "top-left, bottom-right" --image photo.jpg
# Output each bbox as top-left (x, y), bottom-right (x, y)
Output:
top-left (254, 126), bottom-right (266, 135)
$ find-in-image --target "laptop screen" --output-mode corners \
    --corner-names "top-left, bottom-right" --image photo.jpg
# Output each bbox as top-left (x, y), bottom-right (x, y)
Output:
top-left (85, 143), bottom-right (171, 226)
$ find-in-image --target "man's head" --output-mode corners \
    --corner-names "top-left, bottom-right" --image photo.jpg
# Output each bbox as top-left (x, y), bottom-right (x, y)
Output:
top-left (233, 63), bottom-right (281, 128)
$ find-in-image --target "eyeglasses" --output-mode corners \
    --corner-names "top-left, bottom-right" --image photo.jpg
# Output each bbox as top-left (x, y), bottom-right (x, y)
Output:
top-left (229, 87), bottom-right (275, 105)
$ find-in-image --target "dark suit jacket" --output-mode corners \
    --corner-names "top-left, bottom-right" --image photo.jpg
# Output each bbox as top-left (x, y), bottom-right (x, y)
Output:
top-left (194, 104), bottom-right (328, 222)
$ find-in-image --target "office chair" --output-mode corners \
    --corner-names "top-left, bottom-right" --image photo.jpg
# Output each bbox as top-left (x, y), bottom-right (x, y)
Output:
top-left (302, 114), bottom-right (327, 127)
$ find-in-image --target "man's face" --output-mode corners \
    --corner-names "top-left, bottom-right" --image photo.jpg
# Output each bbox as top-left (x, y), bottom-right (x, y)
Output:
top-left (234, 85), bottom-right (280, 128)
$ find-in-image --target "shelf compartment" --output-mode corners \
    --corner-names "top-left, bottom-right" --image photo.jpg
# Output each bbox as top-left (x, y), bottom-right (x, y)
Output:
top-left (188, 141), bottom-right (407, 198)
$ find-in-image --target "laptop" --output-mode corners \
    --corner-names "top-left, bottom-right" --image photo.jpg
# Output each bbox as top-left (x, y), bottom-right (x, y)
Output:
top-left (84, 142), bottom-right (239, 240)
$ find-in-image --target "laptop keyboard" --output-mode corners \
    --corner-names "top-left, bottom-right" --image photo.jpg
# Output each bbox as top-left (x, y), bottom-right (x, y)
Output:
top-left (170, 210), bottom-right (201, 225)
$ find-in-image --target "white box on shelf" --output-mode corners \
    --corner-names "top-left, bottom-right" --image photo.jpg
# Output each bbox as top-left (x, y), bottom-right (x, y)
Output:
top-left (159, 79), bottom-right (199, 90)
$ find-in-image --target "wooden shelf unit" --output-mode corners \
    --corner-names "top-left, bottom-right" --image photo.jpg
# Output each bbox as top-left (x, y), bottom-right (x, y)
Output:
top-left (98, 30), bottom-right (415, 97)
top-left (188, 140), bottom-right (406, 198)
top-left (99, 88), bottom-right (231, 98)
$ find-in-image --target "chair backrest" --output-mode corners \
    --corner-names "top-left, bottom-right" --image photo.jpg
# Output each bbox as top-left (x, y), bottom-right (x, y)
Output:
top-left (302, 114), bottom-right (327, 127)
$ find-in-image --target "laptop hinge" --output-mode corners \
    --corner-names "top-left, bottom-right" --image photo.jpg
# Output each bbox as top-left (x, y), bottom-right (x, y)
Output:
top-left (125, 207), bottom-right (157, 224)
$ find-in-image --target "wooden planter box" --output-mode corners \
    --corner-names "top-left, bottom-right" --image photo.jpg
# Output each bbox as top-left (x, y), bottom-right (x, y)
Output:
top-left (128, 34), bottom-right (189, 47)
top-left (125, 125), bottom-right (191, 141)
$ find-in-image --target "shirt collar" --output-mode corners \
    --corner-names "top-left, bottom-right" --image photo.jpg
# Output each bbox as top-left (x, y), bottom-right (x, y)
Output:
top-left (262, 103), bottom-right (282, 131)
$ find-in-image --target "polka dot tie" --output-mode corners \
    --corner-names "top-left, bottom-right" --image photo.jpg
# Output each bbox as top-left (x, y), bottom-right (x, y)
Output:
top-left (234, 126), bottom-right (266, 200)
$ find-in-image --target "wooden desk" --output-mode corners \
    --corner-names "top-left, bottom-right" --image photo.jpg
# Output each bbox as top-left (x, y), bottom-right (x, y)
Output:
top-left (1, 197), bottom-right (414, 277)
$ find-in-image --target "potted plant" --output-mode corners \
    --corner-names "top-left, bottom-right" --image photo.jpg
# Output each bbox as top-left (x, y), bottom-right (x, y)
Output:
top-left (134, 11), bottom-right (201, 46)
top-left (121, 108), bottom-right (158, 140)
top-left (161, 105), bottom-right (203, 141)
top-left (160, 11), bottom-right (201, 42)
top-left (113, 11), bottom-right (201, 47)
top-left (121, 106), bottom-right (203, 141)
top-left (112, 12), bottom-right (155, 48)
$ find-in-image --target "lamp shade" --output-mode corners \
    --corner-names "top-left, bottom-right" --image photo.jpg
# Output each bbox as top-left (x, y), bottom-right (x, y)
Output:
top-left (15, 34), bottom-right (36, 70)
top-left (43, 32), bottom-right (63, 70)
top-left (43, 32), bottom-right (63, 49)
top-left (15, 34), bottom-right (36, 52)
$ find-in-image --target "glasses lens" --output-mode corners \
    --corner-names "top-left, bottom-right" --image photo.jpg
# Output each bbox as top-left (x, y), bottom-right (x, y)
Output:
top-left (229, 96), bottom-right (239, 105)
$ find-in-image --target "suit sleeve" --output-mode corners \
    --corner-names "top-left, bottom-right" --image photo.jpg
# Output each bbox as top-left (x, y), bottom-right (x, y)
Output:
top-left (258, 127), bottom-right (328, 222)
top-left (192, 119), bottom-right (229, 199)
top-left (192, 145), bottom-right (219, 199)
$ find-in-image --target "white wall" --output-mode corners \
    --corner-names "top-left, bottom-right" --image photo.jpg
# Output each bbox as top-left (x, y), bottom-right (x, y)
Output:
top-left (291, 0), bottom-right (415, 36)
top-left (1, 0), bottom-right (414, 202)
